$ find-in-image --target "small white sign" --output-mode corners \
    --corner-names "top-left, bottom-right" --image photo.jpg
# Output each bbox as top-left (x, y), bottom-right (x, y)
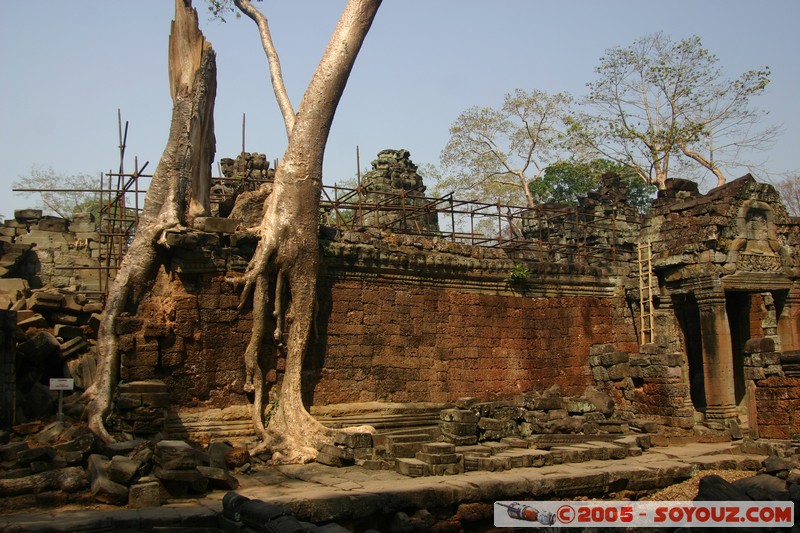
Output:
top-left (49, 378), bottom-right (74, 391)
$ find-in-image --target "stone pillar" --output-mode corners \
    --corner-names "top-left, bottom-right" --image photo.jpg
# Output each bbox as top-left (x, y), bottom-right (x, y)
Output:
top-left (695, 291), bottom-right (738, 420)
top-left (777, 287), bottom-right (800, 352)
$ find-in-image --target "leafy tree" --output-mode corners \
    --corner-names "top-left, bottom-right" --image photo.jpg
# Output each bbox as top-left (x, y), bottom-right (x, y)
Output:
top-left (776, 174), bottom-right (800, 217)
top-left (571, 32), bottom-right (777, 190)
top-left (13, 166), bottom-right (100, 219)
top-left (532, 159), bottom-right (656, 212)
top-left (437, 89), bottom-right (573, 208)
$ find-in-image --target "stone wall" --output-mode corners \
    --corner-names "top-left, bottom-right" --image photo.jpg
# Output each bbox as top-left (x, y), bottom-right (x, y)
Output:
top-left (310, 278), bottom-right (634, 405)
top-left (115, 227), bottom-right (637, 413)
top-left (744, 337), bottom-right (800, 440)
top-left (0, 209), bottom-right (103, 296)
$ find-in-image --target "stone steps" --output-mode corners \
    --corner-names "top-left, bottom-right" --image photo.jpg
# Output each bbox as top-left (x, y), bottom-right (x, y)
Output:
top-left (395, 434), bottom-right (651, 477)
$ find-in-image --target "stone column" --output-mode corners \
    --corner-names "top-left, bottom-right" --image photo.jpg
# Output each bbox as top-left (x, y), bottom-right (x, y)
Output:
top-left (695, 291), bottom-right (738, 420)
top-left (777, 287), bottom-right (800, 352)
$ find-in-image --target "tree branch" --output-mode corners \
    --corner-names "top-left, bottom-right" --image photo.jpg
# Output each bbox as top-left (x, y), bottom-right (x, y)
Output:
top-left (234, 0), bottom-right (296, 137)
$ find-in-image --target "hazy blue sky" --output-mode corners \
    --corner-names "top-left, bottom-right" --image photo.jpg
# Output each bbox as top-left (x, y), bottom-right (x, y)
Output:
top-left (1, 1), bottom-right (798, 219)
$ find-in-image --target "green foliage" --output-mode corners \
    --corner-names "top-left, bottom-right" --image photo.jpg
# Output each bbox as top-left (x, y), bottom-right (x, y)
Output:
top-left (504, 263), bottom-right (531, 288)
top-left (531, 159), bottom-right (656, 213)
top-left (13, 166), bottom-right (101, 220)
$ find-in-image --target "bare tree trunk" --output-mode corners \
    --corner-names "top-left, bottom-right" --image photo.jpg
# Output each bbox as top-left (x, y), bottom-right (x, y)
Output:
top-left (83, 0), bottom-right (216, 442)
top-left (237, 0), bottom-right (382, 463)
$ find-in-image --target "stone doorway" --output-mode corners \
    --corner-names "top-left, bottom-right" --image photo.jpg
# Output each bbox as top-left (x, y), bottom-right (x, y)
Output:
top-left (674, 294), bottom-right (705, 414)
top-left (725, 291), bottom-right (752, 424)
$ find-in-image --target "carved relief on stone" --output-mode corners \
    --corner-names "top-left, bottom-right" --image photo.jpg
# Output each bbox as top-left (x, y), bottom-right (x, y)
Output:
top-left (736, 253), bottom-right (783, 272)
top-left (730, 200), bottom-right (783, 272)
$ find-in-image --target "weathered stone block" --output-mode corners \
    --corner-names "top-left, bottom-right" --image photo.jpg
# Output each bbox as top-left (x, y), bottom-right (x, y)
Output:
top-left (107, 456), bottom-right (141, 485)
top-left (440, 408), bottom-right (479, 423)
top-left (15, 209), bottom-right (42, 222)
top-left (744, 337), bottom-right (775, 354)
top-left (440, 420), bottom-right (477, 437)
top-left (197, 465), bottom-right (238, 490)
top-left (128, 481), bottom-right (161, 508)
top-left (153, 440), bottom-right (197, 470)
top-left (395, 458), bottom-right (430, 477)
top-left (333, 431), bottom-right (373, 449)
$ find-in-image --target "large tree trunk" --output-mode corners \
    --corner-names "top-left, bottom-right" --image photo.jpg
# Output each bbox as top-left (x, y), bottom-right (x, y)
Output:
top-left (238, 0), bottom-right (382, 463)
top-left (83, 0), bottom-right (216, 442)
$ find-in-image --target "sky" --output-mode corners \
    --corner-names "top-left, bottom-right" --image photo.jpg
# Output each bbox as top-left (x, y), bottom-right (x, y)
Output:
top-left (1, 1), bottom-right (798, 219)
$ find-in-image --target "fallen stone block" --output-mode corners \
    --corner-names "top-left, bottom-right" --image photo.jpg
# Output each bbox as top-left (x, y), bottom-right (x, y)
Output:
top-left (0, 466), bottom-right (86, 496)
top-left (431, 462), bottom-right (464, 476)
top-left (16, 446), bottom-right (55, 466)
top-left (107, 456), bottom-right (141, 485)
top-left (53, 324), bottom-right (84, 340)
top-left (316, 451), bottom-right (350, 468)
top-left (27, 291), bottom-right (65, 311)
top-left (395, 458), bottom-right (431, 477)
top-left (197, 465), bottom-right (239, 490)
top-left (334, 430), bottom-right (373, 449)
top-left (18, 331), bottom-right (61, 363)
top-left (415, 451), bottom-right (459, 465)
top-left (92, 475), bottom-right (129, 505)
top-left (0, 278), bottom-right (29, 293)
top-left (440, 408), bottom-right (479, 423)
top-left (82, 302), bottom-right (104, 314)
top-left (128, 480), bottom-right (161, 508)
top-left (420, 442), bottom-right (455, 454)
top-left (17, 313), bottom-right (49, 330)
top-left (439, 420), bottom-right (477, 436)
top-left (154, 440), bottom-right (197, 470)
top-left (238, 499), bottom-right (287, 529)
top-left (153, 466), bottom-right (204, 484)
top-left (14, 209), bottom-right (42, 222)
top-left (104, 439), bottom-right (144, 458)
top-left (59, 336), bottom-right (88, 358)
top-left (441, 433), bottom-right (478, 446)
top-left (51, 312), bottom-right (79, 326)
top-left (500, 437), bottom-right (531, 449)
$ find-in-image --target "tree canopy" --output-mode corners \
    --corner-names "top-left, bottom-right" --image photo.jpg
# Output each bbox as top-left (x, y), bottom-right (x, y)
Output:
top-left (437, 89), bottom-right (573, 208)
top-left (532, 159), bottom-right (656, 212)
top-left (13, 166), bottom-right (100, 219)
top-left (570, 32), bottom-right (776, 190)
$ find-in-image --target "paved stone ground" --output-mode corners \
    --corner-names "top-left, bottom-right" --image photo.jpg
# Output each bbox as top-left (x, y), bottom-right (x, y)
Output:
top-left (0, 441), bottom-right (770, 532)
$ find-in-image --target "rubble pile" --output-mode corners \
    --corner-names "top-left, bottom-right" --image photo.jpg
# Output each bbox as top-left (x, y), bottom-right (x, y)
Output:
top-left (1, 209), bottom-right (102, 292)
top-left (0, 421), bottom-right (243, 510)
top-left (2, 281), bottom-right (101, 423)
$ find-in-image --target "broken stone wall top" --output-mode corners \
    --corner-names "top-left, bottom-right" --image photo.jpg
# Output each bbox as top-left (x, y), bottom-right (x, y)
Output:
top-left (642, 174), bottom-right (799, 274)
top-left (0, 211), bottom-right (102, 294)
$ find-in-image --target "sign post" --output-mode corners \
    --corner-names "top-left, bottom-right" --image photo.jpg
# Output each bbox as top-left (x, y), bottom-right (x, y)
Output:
top-left (49, 378), bottom-right (74, 423)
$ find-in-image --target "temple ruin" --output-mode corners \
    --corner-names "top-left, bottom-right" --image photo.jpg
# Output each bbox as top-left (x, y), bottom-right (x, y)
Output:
top-left (2, 150), bottom-right (800, 477)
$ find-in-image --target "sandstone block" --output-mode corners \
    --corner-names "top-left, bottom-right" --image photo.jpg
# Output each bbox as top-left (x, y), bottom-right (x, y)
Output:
top-left (154, 440), bottom-right (197, 470)
top-left (440, 408), bottom-right (479, 423)
top-left (333, 431), bottom-right (373, 449)
top-left (395, 458), bottom-right (430, 477)
top-left (53, 324), bottom-right (84, 339)
top-left (128, 481), bottom-right (161, 508)
top-left (107, 456), bottom-right (141, 485)
top-left (14, 209), bottom-right (42, 222)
